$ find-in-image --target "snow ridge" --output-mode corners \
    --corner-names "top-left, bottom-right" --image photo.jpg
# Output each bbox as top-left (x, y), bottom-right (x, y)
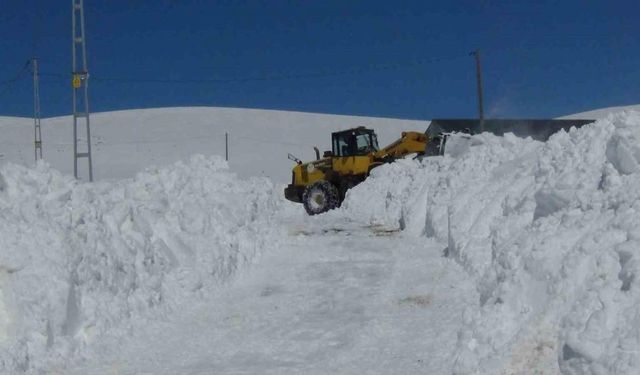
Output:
top-left (341, 111), bottom-right (640, 374)
top-left (0, 155), bottom-right (281, 373)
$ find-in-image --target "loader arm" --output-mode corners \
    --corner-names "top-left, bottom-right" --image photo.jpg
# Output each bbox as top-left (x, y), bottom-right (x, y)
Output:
top-left (284, 127), bottom-right (431, 214)
top-left (373, 131), bottom-right (429, 161)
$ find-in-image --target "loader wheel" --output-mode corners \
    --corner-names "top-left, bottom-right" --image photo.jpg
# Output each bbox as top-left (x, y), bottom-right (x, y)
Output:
top-left (302, 181), bottom-right (340, 215)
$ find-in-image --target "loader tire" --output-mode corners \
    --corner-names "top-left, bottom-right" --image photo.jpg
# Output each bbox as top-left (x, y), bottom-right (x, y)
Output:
top-left (302, 181), bottom-right (340, 215)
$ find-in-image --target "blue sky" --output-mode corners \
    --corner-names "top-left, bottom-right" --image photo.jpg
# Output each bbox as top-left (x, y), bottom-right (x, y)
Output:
top-left (1, 0), bottom-right (639, 119)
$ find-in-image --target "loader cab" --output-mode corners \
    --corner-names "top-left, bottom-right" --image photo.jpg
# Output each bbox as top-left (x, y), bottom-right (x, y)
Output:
top-left (331, 127), bottom-right (379, 157)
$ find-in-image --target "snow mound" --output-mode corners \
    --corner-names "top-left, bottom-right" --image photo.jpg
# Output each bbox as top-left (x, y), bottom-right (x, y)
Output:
top-left (341, 111), bottom-right (640, 374)
top-left (0, 155), bottom-right (281, 373)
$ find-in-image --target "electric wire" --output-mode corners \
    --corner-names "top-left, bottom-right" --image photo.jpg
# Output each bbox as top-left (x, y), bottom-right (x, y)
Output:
top-left (0, 132), bottom-right (305, 148)
top-left (0, 61), bottom-right (31, 97)
top-left (0, 61), bottom-right (31, 86)
top-left (38, 53), bottom-right (468, 85)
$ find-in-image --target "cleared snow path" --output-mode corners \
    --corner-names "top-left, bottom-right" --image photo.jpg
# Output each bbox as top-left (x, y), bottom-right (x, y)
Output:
top-left (66, 216), bottom-right (477, 374)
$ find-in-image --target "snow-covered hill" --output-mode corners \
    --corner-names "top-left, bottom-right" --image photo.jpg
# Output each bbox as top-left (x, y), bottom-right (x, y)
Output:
top-left (560, 104), bottom-right (640, 119)
top-left (0, 107), bottom-right (429, 182)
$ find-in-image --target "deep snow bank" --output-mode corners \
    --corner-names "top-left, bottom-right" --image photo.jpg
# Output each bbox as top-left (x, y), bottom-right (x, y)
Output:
top-left (342, 111), bottom-right (640, 374)
top-left (0, 155), bottom-right (281, 373)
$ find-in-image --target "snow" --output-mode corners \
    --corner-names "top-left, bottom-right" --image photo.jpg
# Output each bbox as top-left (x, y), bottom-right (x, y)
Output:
top-left (66, 218), bottom-right (477, 374)
top-left (340, 110), bottom-right (640, 374)
top-left (2, 105), bottom-right (640, 373)
top-left (0, 155), bottom-right (282, 372)
top-left (0, 107), bottom-right (429, 183)
top-left (561, 104), bottom-right (640, 120)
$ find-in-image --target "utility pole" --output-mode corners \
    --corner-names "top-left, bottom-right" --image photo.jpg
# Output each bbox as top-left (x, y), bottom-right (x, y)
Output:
top-left (32, 58), bottom-right (42, 161)
top-left (471, 49), bottom-right (484, 131)
top-left (71, 0), bottom-right (93, 181)
top-left (225, 132), bottom-right (229, 161)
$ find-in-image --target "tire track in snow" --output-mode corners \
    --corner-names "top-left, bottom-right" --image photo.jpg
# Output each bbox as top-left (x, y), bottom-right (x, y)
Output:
top-left (65, 218), bottom-right (476, 374)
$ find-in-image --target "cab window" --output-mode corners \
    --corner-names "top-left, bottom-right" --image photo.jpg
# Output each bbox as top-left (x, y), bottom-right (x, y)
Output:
top-left (332, 131), bottom-right (378, 156)
top-left (355, 133), bottom-right (378, 153)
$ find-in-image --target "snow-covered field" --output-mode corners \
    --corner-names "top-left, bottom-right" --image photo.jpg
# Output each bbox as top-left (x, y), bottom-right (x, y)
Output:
top-left (561, 104), bottom-right (640, 120)
top-left (0, 107), bottom-right (429, 183)
top-left (2, 105), bottom-right (640, 374)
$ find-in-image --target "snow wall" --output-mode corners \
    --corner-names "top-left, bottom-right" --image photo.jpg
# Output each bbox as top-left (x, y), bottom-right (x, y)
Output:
top-left (342, 111), bottom-right (640, 374)
top-left (0, 155), bottom-right (281, 373)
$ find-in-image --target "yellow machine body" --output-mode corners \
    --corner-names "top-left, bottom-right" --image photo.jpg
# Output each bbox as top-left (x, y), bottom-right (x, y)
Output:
top-left (284, 127), bottom-right (429, 214)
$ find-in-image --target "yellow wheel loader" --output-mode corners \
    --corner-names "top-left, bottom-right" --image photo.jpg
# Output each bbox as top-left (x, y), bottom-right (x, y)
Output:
top-left (284, 126), bottom-right (430, 215)
top-left (283, 119), bottom-right (597, 215)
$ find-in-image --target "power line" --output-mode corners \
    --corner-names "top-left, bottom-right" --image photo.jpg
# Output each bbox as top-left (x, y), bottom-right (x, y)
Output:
top-left (0, 133), bottom-right (305, 148)
top-left (0, 61), bottom-right (31, 97)
top-left (234, 135), bottom-right (302, 147)
top-left (0, 61), bottom-right (31, 86)
top-left (38, 53), bottom-right (468, 85)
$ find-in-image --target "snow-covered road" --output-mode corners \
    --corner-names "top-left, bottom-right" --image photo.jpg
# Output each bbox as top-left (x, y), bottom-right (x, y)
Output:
top-left (66, 217), bottom-right (476, 374)
top-left (8, 109), bottom-right (640, 373)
